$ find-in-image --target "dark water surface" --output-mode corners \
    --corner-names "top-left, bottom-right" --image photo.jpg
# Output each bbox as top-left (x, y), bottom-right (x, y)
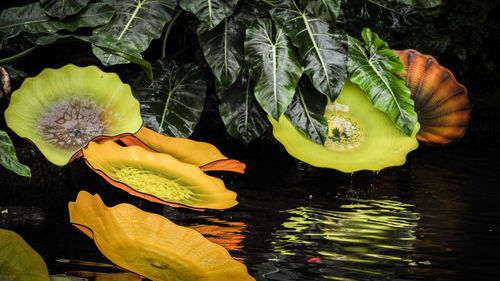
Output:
top-left (1, 134), bottom-right (499, 281)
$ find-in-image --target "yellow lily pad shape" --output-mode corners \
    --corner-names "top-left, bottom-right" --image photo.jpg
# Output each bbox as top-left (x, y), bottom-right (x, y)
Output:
top-left (68, 191), bottom-right (256, 281)
top-left (4, 64), bottom-right (142, 165)
top-left (118, 126), bottom-right (246, 173)
top-left (0, 229), bottom-right (50, 281)
top-left (269, 80), bottom-right (419, 173)
top-left (82, 140), bottom-right (238, 210)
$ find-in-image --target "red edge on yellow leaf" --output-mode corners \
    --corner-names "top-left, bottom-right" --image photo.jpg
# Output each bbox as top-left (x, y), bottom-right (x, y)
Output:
top-left (200, 159), bottom-right (246, 174)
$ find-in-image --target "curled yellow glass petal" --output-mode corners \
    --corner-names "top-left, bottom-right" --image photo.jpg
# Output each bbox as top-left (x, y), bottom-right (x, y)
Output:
top-left (82, 140), bottom-right (238, 210)
top-left (0, 229), bottom-right (50, 281)
top-left (4, 64), bottom-right (142, 165)
top-left (269, 80), bottom-right (419, 173)
top-left (118, 126), bottom-right (246, 173)
top-left (68, 191), bottom-right (255, 281)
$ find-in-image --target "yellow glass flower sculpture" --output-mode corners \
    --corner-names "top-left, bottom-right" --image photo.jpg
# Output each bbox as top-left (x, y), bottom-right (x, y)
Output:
top-left (394, 49), bottom-right (471, 145)
top-left (4, 64), bottom-right (142, 165)
top-left (118, 126), bottom-right (246, 173)
top-left (0, 229), bottom-right (50, 281)
top-left (269, 80), bottom-right (419, 173)
top-left (82, 140), bottom-right (238, 210)
top-left (4, 65), bottom-right (245, 210)
top-left (68, 191), bottom-right (256, 281)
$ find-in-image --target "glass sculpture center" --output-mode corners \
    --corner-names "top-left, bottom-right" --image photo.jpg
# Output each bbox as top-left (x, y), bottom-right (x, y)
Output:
top-left (324, 115), bottom-right (362, 151)
top-left (114, 167), bottom-right (195, 202)
top-left (38, 97), bottom-right (107, 150)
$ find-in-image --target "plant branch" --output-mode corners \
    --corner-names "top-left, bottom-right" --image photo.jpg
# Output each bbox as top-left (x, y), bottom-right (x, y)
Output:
top-left (162, 10), bottom-right (183, 59)
top-left (0, 45), bottom-right (38, 65)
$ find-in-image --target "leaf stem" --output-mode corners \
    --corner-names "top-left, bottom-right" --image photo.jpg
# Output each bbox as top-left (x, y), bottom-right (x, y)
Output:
top-left (162, 10), bottom-right (183, 59)
top-left (0, 45), bottom-right (38, 65)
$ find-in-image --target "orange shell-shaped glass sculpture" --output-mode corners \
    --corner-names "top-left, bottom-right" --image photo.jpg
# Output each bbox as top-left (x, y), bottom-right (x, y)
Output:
top-left (82, 140), bottom-right (238, 210)
top-left (68, 191), bottom-right (255, 281)
top-left (394, 49), bottom-right (471, 144)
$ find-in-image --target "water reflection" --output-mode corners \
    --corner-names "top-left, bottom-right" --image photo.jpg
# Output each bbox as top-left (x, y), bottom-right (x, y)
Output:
top-left (188, 216), bottom-right (248, 262)
top-left (269, 199), bottom-right (420, 280)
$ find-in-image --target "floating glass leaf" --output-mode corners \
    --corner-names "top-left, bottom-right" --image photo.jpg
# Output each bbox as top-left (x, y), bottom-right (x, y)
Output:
top-left (269, 80), bottom-right (419, 173)
top-left (68, 191), bottom-right (255, 280)
top-left (4, 64), bottom-right (142, 165)
top-left (83, 141), bottom-right (238, 210)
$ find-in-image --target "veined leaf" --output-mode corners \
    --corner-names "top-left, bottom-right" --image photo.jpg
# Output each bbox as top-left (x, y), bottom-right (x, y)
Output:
top-left (179, 0), bottom-right (239, 30)
top-left (302, 0), bottom-right (341, 25)
top-left (218, 72), bottom-right (269, 144)
top-left (272, 0), bottom-right (348, 102)
top-left (40, 0), bottom-right (91, 20)
top-left (133, 59), bottom-right (206, 137)
top-left (245, 18), bottom-right (303, 120)
top-left (0, 130), bottom-right (31, 177)
top-left (0, 3), bottom-right (114, 34)
top-left (347, 28), bottom-right (417, 136)
top-left (62, 3), bottom-right (115, 31)
top-left (388, 0), bottom-right (443, 8)
top-left (198, 2), bottom-right (258, 88)
top-left (35, 34), bottom-right (153, 80)
top-left (286, 81), bottom-right (328, 144)
top-left (92, 0), bottom-right (176, 66)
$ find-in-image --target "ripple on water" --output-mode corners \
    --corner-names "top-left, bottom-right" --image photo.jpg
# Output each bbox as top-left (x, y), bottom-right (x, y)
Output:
top-left (267, 199), bottom-right (420, 280)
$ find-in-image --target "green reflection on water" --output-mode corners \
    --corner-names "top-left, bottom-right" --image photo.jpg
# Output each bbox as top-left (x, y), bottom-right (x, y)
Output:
top-left (271, 199), bottom-right (420, 279)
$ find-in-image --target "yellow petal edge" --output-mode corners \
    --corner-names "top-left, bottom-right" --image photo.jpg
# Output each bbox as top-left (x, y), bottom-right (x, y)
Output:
top-left (269, 80), bottom-right (419, 173)
top-left (83, 140), bottom-right (238, 209)
top-left (68, 191), bottom-right (255, 281)
top-left (4, 64), bottom-right (142, 165)
top-left (133, 126), bottom-right (228, 166)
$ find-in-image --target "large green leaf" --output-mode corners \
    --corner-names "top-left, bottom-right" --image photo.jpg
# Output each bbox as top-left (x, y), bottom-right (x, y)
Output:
top-left (91, 0), bottom-right (176, 66)
top-left (0, 3), bottom-right (114, 34)
top-left (218, 72), bottom-right (269, 144)
top-left (245, 18), bottom-right (303, 120)
top-left (35, 34), bottom-right (153, 80)
top-left (0, 130), bottom-right (30, 177)
top-left (179, 0), bottom-right (239, 30)
top-left (302, 0), bottom-right (341, 26)
top-left (40, 0), bottom-right (91, 20)
top-left (347, 28), bottom-right (417, 136)
top-left (388, 0), bottom-right (443, 8)
top-left (286, 81), bottom-right (328, 144)
top-left (272, 0), bottom-right (348, 102)
top-left (197, 3), bottom-right (258, 88)
top-left (133, 59), bottom-right (206, 137)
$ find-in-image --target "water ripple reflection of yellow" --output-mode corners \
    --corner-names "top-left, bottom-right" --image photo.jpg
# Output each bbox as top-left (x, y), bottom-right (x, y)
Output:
top-left (271, 199), bottom-right (420, 279)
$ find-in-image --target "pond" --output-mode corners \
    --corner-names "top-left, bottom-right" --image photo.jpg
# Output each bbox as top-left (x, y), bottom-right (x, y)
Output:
top-left (1, 131), bottom-right (499, 281)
